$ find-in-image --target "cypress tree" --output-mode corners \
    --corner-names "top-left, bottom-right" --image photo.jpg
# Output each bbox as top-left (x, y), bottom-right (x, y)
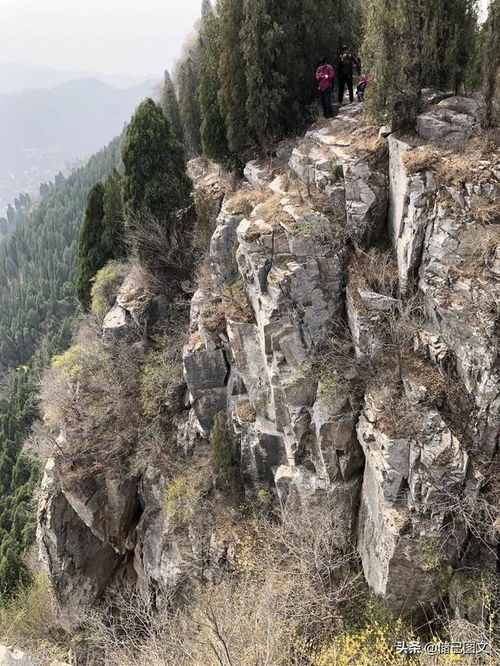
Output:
top-left (483, 0), bottom-right (500, 126)
top-left (102, 169), bottom-right (126, 259)
top-left (160, 71), bottom-right (184, 145)
top-left (76, 181), bottom-right (106, 311)
top-left (241, 0), bottom-right (290, 153)
top-left (122, 98), bottom-right (193, 256)
top-left (176, 51), bottom-right (203, 158)
top-left (76, 172), bottom-right (126, 311)
top-left (198, 3), bottom-right (232, 165)
top-left (218, 0), bottom-right (250, 160)
top-left (362, 0), bottom-right (478, 127)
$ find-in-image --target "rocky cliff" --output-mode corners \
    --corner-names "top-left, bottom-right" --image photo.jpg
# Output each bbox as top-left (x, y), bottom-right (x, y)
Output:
top-left (37, 96), bottom-right (499, 628)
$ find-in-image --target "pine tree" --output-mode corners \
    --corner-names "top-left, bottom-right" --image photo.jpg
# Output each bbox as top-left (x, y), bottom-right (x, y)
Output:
top-left (198, 2), bottom-right (232, 165)
top-left (76, 182), bottom-right (106, 311)
top-left (483, 0), bottom-right (500, 126)
top-left (122, 98), bottom-right (193, 257)
top-left (160, 71), bottom-right (184, 144)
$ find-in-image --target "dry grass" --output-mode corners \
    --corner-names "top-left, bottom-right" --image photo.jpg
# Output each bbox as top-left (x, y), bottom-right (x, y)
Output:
top-left (403, 145), bottom-right (442, 174)
top-left (220, 280), bottom-right (254, 324)
top-left (352, 129), bottom-right (390, 171)
top-left (403, 130), bottom-right (500, 187)
top-left (469, 196), bottom-right (500, 226)
top-left (223, 189), bottom-right (266, 216)
top-left (235, 402), bottom-right (256, 423)
top-left (253, 193), bottom-right (294, 227)
top-left (348, 246), bottom-right (399, 314)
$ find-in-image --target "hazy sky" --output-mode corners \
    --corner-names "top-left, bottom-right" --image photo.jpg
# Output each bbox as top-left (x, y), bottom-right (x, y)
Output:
top-left (0, 0), bottom-right (492, 78)
top-left (0, 0), bottom-right (203, 77)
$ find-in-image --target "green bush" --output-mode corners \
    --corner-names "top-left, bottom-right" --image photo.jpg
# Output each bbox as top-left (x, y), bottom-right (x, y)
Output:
top-left (210, 412), bottom-right (242, 493)
top-left (90, 260), bottom-right (128, 319)
top-left (163, 463), bottom-right (212, 530)
top-left (139, 342), bottom-right (183, 419)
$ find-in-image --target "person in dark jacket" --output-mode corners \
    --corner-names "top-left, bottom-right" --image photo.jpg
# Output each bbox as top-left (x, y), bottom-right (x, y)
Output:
top-left (315, 57), bottom-right (335, 118)
top-left (337, 45), bottom-right (361, 104)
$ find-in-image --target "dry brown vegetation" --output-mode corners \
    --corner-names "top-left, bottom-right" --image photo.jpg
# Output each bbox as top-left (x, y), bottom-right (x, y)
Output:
top-left (347, 246), bottom-right (399, 314)
top-left (83, 504), bottom-right (364, 666)
top-left (223, 189), bottom-right (266, 216)
top-left (39, 299), bottom-right (188, 496)
top-left (234, 402), bottom-right (256, 423)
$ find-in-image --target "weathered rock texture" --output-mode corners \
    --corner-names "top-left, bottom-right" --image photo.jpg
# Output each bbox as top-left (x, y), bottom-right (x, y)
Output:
top-left (38, 100), bottom-right (500, 622)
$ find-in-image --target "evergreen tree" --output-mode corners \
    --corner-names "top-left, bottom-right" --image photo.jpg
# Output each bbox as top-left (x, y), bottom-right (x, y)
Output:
top-left (197, 3), bottom-right (232, 165)
top-left (76, 182), bottom-right (106, 311)
top-left (102, 169), bottom-right (126, 259)
top-left (483, 0), bottom-right (500, 126)
top-left (122, 98), bottom-right (193, 257)
top-left (176, 51), bottom-right (203, 158)
top-left (218, 0), bottom-right (250, 160)
top-left (160, 71), bottom-right (184, 144)
top-left (362, 0), bottom-right (478, 127)
top-left (6, 205), bottom-right (14, 225)
top-left (241, 0), bottom-right (290, 153)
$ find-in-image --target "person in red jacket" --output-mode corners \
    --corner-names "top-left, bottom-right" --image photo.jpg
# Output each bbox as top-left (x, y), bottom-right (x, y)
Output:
top-left (316, 57), bottom-right (335, 118)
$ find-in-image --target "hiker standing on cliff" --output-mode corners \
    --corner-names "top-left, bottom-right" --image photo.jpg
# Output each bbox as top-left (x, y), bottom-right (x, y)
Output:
top-left (316, 57), bottom-right (335, 118)
top-left (337, 45), bottom-right (361, 105)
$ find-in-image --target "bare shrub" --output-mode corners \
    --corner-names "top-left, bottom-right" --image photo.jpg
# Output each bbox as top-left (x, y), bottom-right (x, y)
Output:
top-left (126, 214), bottom-right (194, 294)
top-left (0, 575), bottom-right (70, 666)
top-left (40, 335), bottom-right (144, 492)
top-left (84, 504), bottom-right (362, 666)
top-left (348, 245), bottom-right (399, 300)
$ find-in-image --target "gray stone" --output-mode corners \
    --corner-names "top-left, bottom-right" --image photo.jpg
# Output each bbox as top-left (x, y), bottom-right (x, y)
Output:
top-left (244, 160), bottom-right (273, 189)
top-left (416, 107), bottom-right (477, 143)
top-left (183, 348), bottom-right (228, 401)
top-left (37, 460), bottom-right (122, 629)
top-left (437, 95), bottom-right (483, 118)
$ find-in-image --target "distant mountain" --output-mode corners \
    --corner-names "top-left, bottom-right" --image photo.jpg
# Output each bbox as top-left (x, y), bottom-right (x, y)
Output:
top-left (0, 77), bottom-right (156, 213)
top-left (0, 62), bottom-right (159, 93)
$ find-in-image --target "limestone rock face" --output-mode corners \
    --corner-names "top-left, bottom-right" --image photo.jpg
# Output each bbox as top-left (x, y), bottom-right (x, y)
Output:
top-left (39, 98), bottom-right (500, 626)
top-left (37, 460), bottom-right (123, 628)
top-left (357, 388), bottom-right (467, 611)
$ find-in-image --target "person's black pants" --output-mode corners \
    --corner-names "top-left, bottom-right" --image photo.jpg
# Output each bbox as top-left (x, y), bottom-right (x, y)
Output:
top-left (320, 87), bottom-right (333, 118)
top-left (338, 75), bottom-right (354, 104)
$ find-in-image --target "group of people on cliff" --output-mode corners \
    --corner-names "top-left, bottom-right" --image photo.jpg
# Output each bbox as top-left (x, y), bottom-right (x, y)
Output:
top-left (316, 46), bottom-right (368, 118)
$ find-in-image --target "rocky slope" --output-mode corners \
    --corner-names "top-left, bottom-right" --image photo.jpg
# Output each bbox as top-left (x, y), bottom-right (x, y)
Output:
top-left (37, 96), bottom-right (499, 628)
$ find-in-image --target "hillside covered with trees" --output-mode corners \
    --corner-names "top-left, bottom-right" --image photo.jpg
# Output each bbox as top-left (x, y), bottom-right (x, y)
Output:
top-left (0, 134), bottom-right (124, 600)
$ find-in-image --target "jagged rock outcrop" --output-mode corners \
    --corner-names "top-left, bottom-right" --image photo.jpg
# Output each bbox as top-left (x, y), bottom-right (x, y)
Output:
top-left (38, 101), bottom-right (500, 623)
top-left (37, 459), bottom-right (123, 627)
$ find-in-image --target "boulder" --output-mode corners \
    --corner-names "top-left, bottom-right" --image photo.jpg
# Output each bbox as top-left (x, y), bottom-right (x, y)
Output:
top-left (244, 160), bottom-right (273, 189)
top-left (437, 95), bottom-right (483, 118)
top-left (416, 106), bottom-right (477, 143)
